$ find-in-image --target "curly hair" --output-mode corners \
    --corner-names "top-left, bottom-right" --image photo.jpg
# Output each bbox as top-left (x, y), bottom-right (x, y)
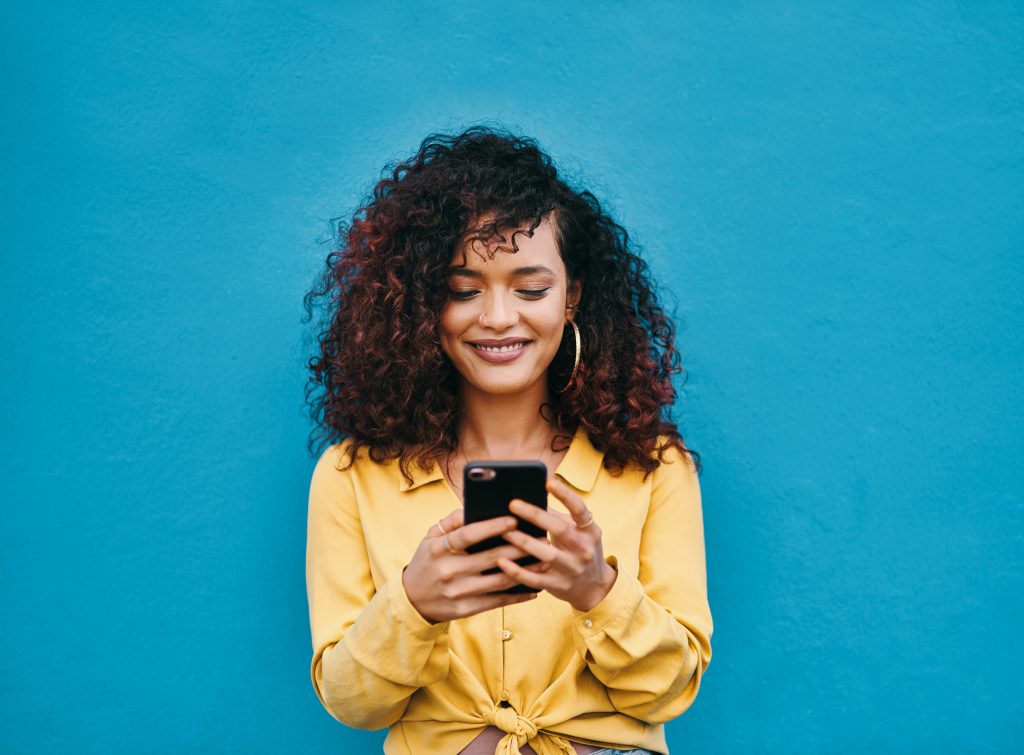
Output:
top-left (304, 125), bottom-right (700, 481)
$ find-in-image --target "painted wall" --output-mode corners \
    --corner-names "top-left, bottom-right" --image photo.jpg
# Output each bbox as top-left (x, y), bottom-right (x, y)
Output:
top-left (2, 1), bottom-right (1021, 752)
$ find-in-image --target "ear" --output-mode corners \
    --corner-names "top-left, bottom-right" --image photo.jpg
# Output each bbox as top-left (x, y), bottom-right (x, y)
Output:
top-left (566, 278), bottom-right (583, 319)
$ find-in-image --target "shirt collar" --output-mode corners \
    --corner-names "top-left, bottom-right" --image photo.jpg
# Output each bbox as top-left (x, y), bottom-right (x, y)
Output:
top-left (398, 425), bottom-right (604, 493)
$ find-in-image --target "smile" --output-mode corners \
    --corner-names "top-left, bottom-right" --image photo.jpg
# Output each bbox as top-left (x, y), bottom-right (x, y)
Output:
top-left (474, 343), bottom-right (524, 353)
top-left (467, 339), bottom-right (531, 363)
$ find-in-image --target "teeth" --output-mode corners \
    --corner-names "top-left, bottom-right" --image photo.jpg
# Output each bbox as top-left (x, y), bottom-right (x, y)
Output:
top-left (474, 343), bottom-right (525, 353)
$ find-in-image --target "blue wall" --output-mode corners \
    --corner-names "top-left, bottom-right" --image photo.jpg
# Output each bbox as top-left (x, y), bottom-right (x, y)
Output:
top-left (2, 2), bottom-right (1021, 752)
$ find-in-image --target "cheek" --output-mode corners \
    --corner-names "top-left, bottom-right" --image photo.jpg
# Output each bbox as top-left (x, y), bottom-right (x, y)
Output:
top-left (438, 305), bottom-right (468, 352)
top-left (438, 307), bottom-right (450, 333)
top-left (538, 302), bottom-right (568, 336)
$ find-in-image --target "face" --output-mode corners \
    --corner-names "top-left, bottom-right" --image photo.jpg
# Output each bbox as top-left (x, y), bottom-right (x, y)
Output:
top-left (439, 215), bottom-right (581, 398)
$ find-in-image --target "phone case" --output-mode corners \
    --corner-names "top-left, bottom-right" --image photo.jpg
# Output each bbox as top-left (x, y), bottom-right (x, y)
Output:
top-left (463, 460), bottom-right (547, 594)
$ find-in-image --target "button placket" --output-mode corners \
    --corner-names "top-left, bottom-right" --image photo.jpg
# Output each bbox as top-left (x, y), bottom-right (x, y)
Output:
top-left (499, 606), bottom-right (508, 706)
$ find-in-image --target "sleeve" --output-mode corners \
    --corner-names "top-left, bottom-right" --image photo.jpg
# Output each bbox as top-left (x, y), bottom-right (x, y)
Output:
top-left (306, 444), bottom-right (452, 729)
top-left (569, 444), bottom-right (713, 723)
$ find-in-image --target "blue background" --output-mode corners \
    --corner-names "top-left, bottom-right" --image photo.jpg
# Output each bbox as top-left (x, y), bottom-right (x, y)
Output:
top-left (2, 1), bottom-right (1021, 752)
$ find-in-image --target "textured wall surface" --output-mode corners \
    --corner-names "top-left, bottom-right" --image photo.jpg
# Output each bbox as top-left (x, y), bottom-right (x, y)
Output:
top-left (2, 2), bottom-right (1021, 752)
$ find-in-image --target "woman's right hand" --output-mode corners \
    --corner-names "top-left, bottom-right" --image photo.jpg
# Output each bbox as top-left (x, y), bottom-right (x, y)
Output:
top-left (402, 509), bottom-right (538, 623)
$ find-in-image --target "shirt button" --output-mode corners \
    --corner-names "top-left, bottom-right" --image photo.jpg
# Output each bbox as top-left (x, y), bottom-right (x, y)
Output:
top-left (502, 629), bottom-right (513, 641)
top-left (500, 689), bottom-right (510, 701)
top-left (583, 619), bottom-right (593, 629)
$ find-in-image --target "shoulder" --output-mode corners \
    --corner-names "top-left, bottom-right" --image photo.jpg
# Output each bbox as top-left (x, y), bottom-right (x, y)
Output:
top-left (308, 441), bottom-right (399, 529)
top-left (313, 438), bottom-right (357, 470)
top-left (309, 439), bottom-right (385, 502)
top-left (310, 439), bottom-right (358, 484)
top-left (653, 436), bottom-right (697, 469)
top-left (650, 436), bottom-right (699, 487)
top-left (310, 439), bottom-right (406, 494)
top-left (639, 437), bottom-right (703, 530)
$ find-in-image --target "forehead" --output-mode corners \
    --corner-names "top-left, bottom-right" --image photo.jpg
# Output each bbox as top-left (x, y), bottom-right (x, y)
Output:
top-left (451, 216), bottom-right (565, 276)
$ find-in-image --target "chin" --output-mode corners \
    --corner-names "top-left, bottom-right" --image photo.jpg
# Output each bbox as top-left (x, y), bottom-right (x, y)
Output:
top-left (468, 380), bottom-right (533, 395)
top-left (463, 371), bottom-right (545, 396)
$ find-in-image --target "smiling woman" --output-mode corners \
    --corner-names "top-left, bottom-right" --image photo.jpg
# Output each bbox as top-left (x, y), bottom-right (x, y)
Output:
top-left (303, 126), bottom-right (712, 755)
top-left (440, 217), bottom-right (580, 398)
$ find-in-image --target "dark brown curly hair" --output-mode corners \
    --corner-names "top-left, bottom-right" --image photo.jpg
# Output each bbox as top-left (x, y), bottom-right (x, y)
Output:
top-left (304, 125), bottom-right (700, 481)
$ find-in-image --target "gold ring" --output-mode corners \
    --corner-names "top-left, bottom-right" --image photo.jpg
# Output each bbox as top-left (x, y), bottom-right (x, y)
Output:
top-left (575, 513), bottom-right (595, 529)
top-left (443, 534), bottom-right (460, 554)
top-left (435, 519), bottom-right (448, 536)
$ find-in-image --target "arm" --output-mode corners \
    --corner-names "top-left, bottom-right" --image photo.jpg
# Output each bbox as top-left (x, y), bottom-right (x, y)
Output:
top-left (496, 445), bottom-right (713, 723)
top-left (305, 444), bottom-right (451, 729)
top-left (570, 446), bottom-right (713, 723)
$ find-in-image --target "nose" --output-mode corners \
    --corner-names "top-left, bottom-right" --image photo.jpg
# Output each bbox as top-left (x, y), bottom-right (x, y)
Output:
top-left (479, 290), bottom-right (519, 331)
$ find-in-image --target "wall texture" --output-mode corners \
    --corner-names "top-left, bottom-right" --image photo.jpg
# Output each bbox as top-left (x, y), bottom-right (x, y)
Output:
top-left (2, 1), bottom-right (1021, 752)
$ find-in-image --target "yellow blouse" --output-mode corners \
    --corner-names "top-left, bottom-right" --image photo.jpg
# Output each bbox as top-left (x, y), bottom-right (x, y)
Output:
top-left (306, 427), bottom-right (713, 755)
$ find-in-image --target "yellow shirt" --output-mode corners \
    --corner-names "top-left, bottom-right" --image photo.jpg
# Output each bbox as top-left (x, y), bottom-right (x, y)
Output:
top-left (306, 426), bottom-right (713, 754)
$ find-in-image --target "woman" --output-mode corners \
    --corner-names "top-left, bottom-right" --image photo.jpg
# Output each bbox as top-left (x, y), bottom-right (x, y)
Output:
top-left (304, 126), bottom-right (712, 754)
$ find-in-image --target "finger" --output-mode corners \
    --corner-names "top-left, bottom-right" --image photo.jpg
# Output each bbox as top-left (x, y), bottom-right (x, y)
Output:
top-left (502, 529), bottom-right (562, 564)
top-left (509, 499), bottom-right (574, 541)
top-left (459, 543), bottom-right (532, 573)
top-left (496, 556), bottom-right (549, 591)
top-left (546, 478), bottom-right (593, 527)
top-left (446, 516), bottom-right (517, 552)
top-left (457, 569), bottom-right (523, 596)
top-left (427, 509), bottom-right (464, 538)
top-left (509, 501), bottom-right (593, 556)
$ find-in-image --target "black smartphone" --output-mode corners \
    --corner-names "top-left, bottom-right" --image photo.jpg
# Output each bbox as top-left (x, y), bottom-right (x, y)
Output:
top-left (463, 460), bottom-right (548, 594)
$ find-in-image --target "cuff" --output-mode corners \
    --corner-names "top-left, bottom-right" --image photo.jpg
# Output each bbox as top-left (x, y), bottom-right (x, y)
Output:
top-left (388, 566), bottom-right (451, 641)
top-left (572, 555), bottom-right (643, 638)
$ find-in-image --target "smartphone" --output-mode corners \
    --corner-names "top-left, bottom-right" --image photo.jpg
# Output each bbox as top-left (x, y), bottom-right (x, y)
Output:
top-left (463, 460), bottom-right (548, 594)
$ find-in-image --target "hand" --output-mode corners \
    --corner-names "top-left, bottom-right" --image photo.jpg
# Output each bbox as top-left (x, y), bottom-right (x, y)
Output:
top-left (497, 477), bottom-right (617, 612)
top-left (402, 509), bottom-right (538, 624)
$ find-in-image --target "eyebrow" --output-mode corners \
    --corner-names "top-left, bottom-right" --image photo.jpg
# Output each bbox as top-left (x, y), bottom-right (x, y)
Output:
top-left (447, 265), bottom-right (556, 278)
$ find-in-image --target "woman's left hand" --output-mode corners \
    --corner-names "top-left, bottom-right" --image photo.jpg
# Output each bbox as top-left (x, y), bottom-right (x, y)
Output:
top-left (497, 477), bottom-right (617, 612)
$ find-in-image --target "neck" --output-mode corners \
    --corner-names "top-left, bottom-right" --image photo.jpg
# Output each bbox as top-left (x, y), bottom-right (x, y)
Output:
top-left (457, 379), bottom-right (555, 457)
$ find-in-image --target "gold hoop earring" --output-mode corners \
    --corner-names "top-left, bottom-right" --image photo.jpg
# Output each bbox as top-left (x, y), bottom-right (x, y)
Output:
top-left (554, 318), bottom-right (581, 393)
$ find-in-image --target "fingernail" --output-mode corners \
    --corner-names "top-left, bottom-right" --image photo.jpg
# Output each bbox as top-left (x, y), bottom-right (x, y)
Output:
top-left (505, 516), bottom-right (516, 528)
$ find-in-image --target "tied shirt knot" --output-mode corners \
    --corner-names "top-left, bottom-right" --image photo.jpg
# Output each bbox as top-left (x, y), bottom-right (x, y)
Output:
top-left (485, 705), bottom-right (576, 755)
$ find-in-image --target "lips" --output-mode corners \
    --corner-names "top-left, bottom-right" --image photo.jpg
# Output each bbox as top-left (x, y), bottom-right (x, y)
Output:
top-left (467, 338), bottom-right (531, 363)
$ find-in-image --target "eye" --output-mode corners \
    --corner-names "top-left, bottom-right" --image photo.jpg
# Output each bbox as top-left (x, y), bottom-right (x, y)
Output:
top-left (516, 287), bottom-right (551, 299)
top-left (448, 289), bottom-right (480, 301)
